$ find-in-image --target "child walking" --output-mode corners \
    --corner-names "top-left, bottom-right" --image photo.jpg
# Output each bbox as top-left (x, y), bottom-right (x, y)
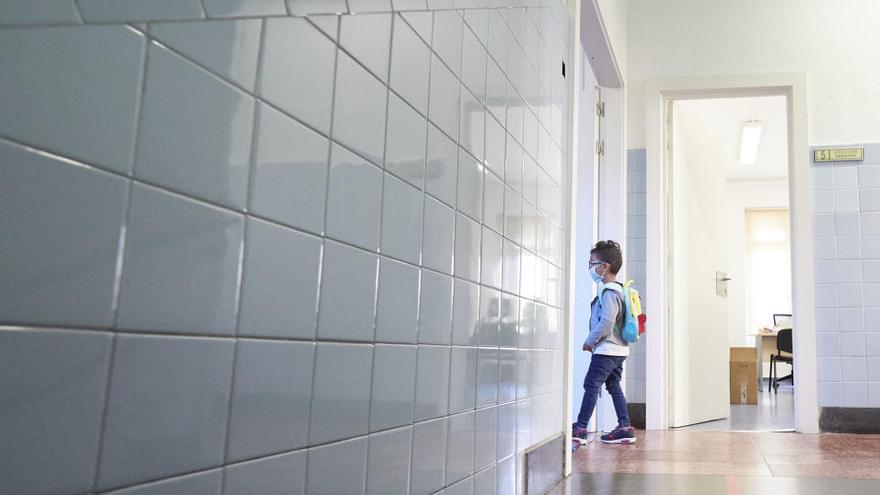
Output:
top-left (573, 240), bottom-right (637, 445)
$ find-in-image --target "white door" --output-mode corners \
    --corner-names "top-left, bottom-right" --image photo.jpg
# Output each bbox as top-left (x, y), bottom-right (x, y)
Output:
top-left (595, 87), bottom-right (622, 432)
top-left (669, 101), bottom-right (730, 427)
top-left (570, 69), bottom-right (611, 432)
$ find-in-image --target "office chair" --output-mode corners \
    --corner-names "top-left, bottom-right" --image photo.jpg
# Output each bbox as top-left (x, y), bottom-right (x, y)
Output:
top-left (771, 328), bottom-right (793, 392)
top-left (773, 313), bottom-right (792, 329)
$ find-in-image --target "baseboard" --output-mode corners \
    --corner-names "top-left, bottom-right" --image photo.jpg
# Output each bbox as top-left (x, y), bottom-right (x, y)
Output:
top-left (628, 403), bottom-right (646, 429)
top-left (819, 407), bottom-right (880, 434)
top-left (524, 434), bottom-right (564, 494)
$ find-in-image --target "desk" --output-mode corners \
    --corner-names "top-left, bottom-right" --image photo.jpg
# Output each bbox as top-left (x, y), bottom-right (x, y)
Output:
top-left (750, 332), bottom-right (778, 392)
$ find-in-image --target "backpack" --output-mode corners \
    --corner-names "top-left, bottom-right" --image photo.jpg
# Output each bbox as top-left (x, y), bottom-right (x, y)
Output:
top-left (599, 281), bottom-right (647, 343)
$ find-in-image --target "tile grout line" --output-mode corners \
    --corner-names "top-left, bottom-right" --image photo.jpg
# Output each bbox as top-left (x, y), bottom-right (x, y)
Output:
top-left (197, 0), bottom-right (210, 19)
top-left (92, 463), bottom-right (224, 494)
top-left (0, 293), bottom-right (561, 340)
top-left (89, 30), bottom-right (154, 491)
top-left (304, 12), bottom-right (343, 493)
top-left (218, 227), bottom-right (245, 489)
top-left (363, 9), bottom-right (400, 493)
top-left (88, 184), bottom-right (132, 491)
top-left (0, 7), bottom-right (399, 29)
top-left (90, 334), bottom-right (118, 492)
top-left (218, 16), bottom-right (268, 490)
top-left (81, 387), bottom-right (553, 495)
top-left (1, 133), bottom-right (566, 309)
top-left (443, 14), bottom-right (470, 490)
top-left (751, 434), bottom-right (776, 477)
top-left (0, 321), bottom-right (567, 356)
top-left (71, 0), bottom-right (86, 24)
top-left (111, 23), bottom-right (151, 326)
top-left (412, 0), bottom-right (435, 469)
top-left (411, 9), bottom-right (437, 492)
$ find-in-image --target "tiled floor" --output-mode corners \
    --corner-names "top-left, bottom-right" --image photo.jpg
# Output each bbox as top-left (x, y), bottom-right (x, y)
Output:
top-left (675, 385), bottom-right (795, 432)
top-left (549, 472), bottom-right (880, 495)
top-left (557, 430), bottom-right (880, 494)
top-left (572, 430), bottom-right (880, 479)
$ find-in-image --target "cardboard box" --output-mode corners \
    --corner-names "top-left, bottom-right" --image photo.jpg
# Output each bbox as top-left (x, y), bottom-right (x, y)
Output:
top-left (730, 347), bottom-right (757, 405)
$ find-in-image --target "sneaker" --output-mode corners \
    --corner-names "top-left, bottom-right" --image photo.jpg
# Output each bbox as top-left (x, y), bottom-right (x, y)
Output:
top-left (572, 423), bottom-right (590, 445)
top-left (600, 426), bottom-right (637, 444)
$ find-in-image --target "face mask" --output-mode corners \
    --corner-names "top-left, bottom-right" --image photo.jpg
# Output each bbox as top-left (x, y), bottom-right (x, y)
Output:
top-left (590, 265), bottom-right (605, 284)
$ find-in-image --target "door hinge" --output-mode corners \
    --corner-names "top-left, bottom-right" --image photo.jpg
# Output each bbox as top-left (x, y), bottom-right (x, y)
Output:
top-left (596, 101), bottom-right (605, 118)
top-left (596, 140), bottom-right (605, 156)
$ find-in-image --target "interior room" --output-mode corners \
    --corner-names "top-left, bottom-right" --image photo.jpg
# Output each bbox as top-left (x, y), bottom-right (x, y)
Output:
top-left (669, 95), bottom-right (795, 432)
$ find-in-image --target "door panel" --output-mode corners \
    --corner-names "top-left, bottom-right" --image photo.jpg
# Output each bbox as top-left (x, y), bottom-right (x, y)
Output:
top-left (670, 101), bottom-right (730, 427)
top-left (570, 64), bottom-right (602, 431)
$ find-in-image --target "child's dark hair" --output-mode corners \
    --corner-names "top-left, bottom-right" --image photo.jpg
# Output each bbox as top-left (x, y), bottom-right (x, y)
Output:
top-left (591, 240), bottom-right (623, 274)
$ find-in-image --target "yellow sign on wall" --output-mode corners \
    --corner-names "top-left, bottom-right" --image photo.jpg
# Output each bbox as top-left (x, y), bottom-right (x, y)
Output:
top-left (814, 148), bottom-right (864, 162)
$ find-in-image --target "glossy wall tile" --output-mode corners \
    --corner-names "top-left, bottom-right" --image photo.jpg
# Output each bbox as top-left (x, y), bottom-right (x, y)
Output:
top-left (624, 149), bottom-right (649, 403)
top-left (0, 25), bottom-right (145, 173)
top-left (810, 144), bottom-right (880, 408)
top-left (0, 329), bottom-right (112, 495)
top-left (0, 142), bottom-right (128, 327)
top-left (225, 339), bottom-right (315, 461)
top-left (96, 334), bottom-right (235, 490)
top-left (0, 1), bottom-right (571, 493)
top-left (223, 451), bottom-right (306, 495)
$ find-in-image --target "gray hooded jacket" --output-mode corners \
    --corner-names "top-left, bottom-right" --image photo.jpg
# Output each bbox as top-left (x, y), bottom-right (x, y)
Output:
top-left (584, 284), bottom-right (629, 354)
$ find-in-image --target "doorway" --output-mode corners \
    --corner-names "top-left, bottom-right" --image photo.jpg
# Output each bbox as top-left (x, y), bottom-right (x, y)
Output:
top-left (643, 75), bottom-right (819, 433)
top-left (665, 95), bottom-right (795, 432)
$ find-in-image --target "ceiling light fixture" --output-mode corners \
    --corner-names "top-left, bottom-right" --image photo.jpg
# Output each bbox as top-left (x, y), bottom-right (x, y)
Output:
top-left (740, 121), bottom-right (763, 165)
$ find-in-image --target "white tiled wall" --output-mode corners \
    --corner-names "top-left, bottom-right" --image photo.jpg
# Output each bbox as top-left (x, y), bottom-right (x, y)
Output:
top-left (811, 144), bottom-right (880, 409)
top-left (625, 149), bottom-right (648, 403)
top-left (0, 1), bottom-right (571, 494)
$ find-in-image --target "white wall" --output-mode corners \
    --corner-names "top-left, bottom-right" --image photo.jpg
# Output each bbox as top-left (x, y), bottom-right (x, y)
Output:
top-left (726, 180), bottom-right (790, 347)
top-left (595, 0), bottom-right (628, 81)
top-left (627, 0), bottom-right (880, 147)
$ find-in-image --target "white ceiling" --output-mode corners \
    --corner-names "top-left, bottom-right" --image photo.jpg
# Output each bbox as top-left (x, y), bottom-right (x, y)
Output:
top-left (674, 96), bottom-right (789, 180)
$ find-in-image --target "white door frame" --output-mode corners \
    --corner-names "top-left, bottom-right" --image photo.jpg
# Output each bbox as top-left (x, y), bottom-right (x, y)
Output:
top-left (643, 74), bottom-right (819, 433)
top-left (564, 0), bottom-right (628, 474)
top-left (562, 0), bottom-right (583, 476)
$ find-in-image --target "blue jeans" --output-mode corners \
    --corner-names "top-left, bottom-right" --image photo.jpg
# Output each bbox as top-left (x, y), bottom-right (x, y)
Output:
top-left (576, 354), bottom-right (631, 428)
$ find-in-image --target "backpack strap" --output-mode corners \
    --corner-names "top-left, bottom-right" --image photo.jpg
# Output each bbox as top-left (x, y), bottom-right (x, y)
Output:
top-left (596, 283), bottom-right (626, 322)
top-left (596, 282), bottom-right (629, 333)
top-left (598, 282), bottom-right (625, 303)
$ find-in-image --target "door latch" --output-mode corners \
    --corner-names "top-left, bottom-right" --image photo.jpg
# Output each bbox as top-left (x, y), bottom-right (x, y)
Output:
top-left (715, 271), bottom-right (731, 297)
